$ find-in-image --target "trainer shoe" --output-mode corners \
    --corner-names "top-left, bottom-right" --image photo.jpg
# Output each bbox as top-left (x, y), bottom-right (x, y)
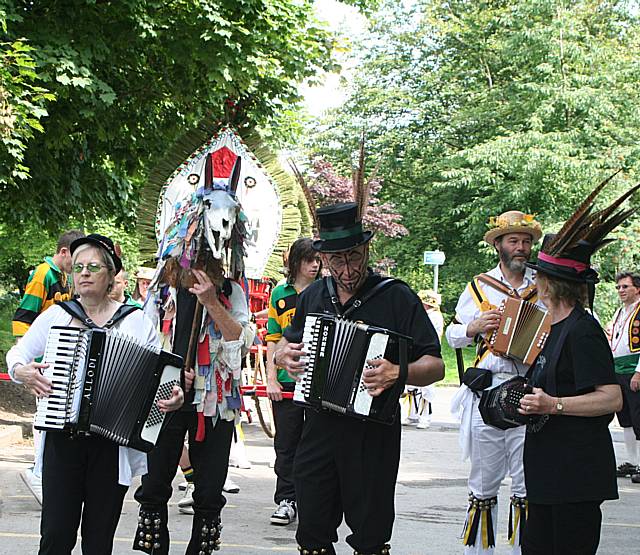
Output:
top-left (223, 477), bottom-right (240, 494)
top-left (20, 467), bottom-right (42, 505)
top-left (178, 504), bottom-right (194, 515)
top-left (616, 462), bottom-right (637, 477)
top-left (417, 416), bottom-right (431, 429)
top-left (270, 499), bottom-right (296, 525)
top-left (177, 482), bottom-right (194, 509)
top-left (178, 481), bottom-right (189, 491)
top-left (631, 472), bottom-right (640, 484)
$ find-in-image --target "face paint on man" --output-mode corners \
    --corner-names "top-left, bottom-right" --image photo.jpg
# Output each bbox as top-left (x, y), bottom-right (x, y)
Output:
top-left (323, 244), bottom-right (369, 293)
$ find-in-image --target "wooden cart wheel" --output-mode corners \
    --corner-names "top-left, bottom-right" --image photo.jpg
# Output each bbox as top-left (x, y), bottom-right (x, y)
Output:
top-left (254, 396), bottom-right (276, 438)
top-left (248, 343), bottom-right (277, 438)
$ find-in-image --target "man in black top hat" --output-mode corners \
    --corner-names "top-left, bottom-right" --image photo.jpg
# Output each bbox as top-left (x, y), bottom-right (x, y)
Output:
top-left (275, 202), bottom-right (444, 555)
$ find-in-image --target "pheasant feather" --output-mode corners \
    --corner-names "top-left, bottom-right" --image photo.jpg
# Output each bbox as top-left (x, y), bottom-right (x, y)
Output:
top-left (546, 169), bottom-right (622, 255)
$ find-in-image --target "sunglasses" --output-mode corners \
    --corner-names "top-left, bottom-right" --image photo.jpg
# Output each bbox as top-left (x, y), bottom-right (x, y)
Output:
top-left (72, 263), bottom-right (105, 274)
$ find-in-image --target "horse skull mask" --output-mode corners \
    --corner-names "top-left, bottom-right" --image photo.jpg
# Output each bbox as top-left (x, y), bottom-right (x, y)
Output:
top-left (202, 189), bottom-right (239, 259)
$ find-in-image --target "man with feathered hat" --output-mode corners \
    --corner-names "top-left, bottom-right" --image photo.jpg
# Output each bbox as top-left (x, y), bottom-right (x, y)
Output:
top-left (275, 202), bottom-right (444, 555)
top-left (446, 210), bottom-right (543, 555)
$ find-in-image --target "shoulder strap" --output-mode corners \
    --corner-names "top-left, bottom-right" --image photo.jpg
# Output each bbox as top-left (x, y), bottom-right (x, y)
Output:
top-left (57, 299), bottom-right (140, 329)
top-left (324, 277), bottom-right (401, 318)
top-left (521, 284), bottom-right (538, 302)
top-left (527, 306), bottom-right (583, 396)
top-left (475, 273), bottom-right (521, 299)
top-left (468, 277), bottom-right (490, 310)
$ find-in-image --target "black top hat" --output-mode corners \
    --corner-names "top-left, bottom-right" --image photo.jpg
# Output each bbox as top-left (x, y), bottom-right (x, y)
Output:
top-left (70, 233), bottom-right (123, 274)
top-left (526, 235), bottom-right (599, 284)
top-left (312, 202), bottom-right (374, 253)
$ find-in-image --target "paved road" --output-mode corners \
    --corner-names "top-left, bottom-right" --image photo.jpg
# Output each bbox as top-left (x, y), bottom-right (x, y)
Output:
top-left (1, 390), bottom-right (639, 554)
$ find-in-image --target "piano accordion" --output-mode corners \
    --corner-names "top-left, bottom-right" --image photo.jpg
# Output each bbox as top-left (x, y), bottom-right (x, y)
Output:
top-left (35, 326), bottom-right (183, 452)
top-left (294, 313), bottom-right (410, 424)
top-left (487, 297), bottom-right (551, 365)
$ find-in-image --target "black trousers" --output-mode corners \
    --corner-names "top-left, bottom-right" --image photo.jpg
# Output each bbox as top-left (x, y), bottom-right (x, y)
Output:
top-left (522, 501), bottom-right (603, 555)
top-left (134, 410), bottom-right (234, 554)
top-left (616, 373), bottom-right (640, 439)
top-left (272, 382), bottom-right (305, 504)
top-left (294, 410), bottom-right (401, 553)
top-left (39, 431), bottom-right (127, 555)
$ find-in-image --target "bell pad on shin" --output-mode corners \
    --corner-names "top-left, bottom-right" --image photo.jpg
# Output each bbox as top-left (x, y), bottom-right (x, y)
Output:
top-left (353, 544), bottom-right (391, 555)
top-left (189, 515), bottom-right (222, 554)
top-left (133, 508), bottom-right (166, 554)
top-left (297, 548), bottom-right (334, 555)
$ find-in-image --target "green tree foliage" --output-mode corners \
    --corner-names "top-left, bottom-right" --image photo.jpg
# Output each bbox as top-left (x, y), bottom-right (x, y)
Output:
top-left (306, 0), bottom-right (640, 313)
top-left (0, 27), bottom-right (55, 185)
top-left (1, 0), bottom-right (339, 229)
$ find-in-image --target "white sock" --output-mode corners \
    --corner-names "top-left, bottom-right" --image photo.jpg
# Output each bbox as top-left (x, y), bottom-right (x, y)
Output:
top-left (623, 427), bottom-right (639, 465)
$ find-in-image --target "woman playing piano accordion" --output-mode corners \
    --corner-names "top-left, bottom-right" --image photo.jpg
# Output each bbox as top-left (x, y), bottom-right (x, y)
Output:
top-left (6, 234), bottom-right (184, 555)
top-left (517, 182), bottom-right (632, 555)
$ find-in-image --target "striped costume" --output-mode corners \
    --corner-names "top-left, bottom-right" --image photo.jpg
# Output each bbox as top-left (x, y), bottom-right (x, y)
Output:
top-left (12, 257), bottom-right (71, 337)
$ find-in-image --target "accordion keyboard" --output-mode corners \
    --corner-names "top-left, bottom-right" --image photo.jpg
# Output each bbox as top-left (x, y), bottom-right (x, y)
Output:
top-left (294, 315), bottom-right (320, 403)
top-left (34, 327), bottom-right (87, 430)
top-left (352, 332), bottom-right (389, 415)
top-left (140, 363), bottom-right (181, 444)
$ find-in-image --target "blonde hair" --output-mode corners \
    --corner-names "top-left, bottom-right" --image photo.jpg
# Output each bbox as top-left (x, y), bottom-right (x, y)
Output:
top-left (537, 272), bottom-right (587, 307)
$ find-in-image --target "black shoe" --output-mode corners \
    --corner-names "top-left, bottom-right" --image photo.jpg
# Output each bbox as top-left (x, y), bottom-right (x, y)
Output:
top-left (616, 462), bottom-right (637, 477)
top-left (631, 473), bottom-right (640, 484)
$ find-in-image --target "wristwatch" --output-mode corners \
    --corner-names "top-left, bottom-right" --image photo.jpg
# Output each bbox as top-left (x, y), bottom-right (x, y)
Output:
top-left (556, 397), bottom-right (564, 413)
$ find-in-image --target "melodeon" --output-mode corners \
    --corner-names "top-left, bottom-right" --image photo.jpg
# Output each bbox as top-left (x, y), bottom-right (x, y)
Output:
top-left (294, 313), bottom-right (411, 424)
top-left (486, 297), bottom-right (551, 365)
top-left (34, 326), bottom-right (183, 452)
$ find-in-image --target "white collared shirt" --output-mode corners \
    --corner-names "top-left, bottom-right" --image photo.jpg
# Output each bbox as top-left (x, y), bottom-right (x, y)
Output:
top-left (445, 264), bottom-right (540, 376)
top-left (6, 304), bottom-right (159, 486)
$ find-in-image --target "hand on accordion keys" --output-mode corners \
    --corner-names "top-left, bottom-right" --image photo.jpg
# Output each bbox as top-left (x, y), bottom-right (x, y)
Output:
top-left (156, 385), bottom-right (184, 413)
top-left (362, 358), bottom-right (400, 397)
top-left (466, 308), bottom-right (501, 337)
top-left (13, 361), bottom-right (53, 398)
top-left (278, 342), bottom-right (307, 381)
top-left (518, 387), bottom-right (556, 415)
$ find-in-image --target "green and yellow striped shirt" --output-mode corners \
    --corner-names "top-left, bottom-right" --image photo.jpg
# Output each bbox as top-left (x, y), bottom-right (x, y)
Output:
top-left (12, 257), bottom-right (71, 336)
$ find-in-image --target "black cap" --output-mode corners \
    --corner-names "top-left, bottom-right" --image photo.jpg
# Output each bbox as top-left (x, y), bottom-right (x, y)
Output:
top-left (312, 202), bottom-right (374, 253)
top-left (70, 233), bottom-right (123, 273)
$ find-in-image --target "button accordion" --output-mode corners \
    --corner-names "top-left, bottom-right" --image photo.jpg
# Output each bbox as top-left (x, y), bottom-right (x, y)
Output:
top-left (294, 313), bottom-right (410, 424)
top-left (34, 326), bottom-right (183, 452)
top-left (487, 297), bottom-right (551, 365)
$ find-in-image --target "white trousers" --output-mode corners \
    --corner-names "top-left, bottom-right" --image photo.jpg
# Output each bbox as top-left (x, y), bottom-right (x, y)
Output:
top-left (464, 402), bottom-right (526, 555)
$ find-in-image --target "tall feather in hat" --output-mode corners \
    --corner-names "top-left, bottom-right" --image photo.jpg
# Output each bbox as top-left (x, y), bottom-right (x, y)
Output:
top-left (528, 171), bottom-right (640, 307)
top-left (542, 171), bottom-right (640, 261)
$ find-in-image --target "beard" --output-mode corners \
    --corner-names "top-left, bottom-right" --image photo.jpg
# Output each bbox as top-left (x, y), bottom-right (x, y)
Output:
top-left (500, 249), bottom-right (528, 273)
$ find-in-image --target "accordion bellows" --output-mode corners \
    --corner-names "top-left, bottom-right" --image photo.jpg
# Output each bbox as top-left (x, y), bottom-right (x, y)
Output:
top-left (487, 298), bottom-right (550, 366)
top-left (294, 313), bottom-right (410, 424)
top-left (35, 326), bottom-right (182, 452)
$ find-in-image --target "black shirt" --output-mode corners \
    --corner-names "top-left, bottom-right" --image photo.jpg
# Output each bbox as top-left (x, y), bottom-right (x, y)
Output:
top-left (283, 273), bottom-right (442, 364)
top-left (524, 310), bottom-right (618, 504)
